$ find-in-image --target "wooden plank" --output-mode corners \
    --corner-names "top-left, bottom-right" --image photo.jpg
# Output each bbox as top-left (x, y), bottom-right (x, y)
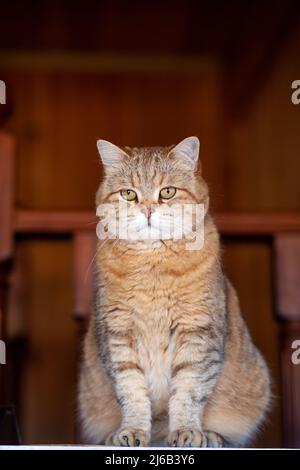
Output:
top-left (274, 234), bottom-right (300, 447)
top-left (73, 231), bottom-right (96, 320)
top-left (0, 51), bottom-right (216, 74)
top-left (275, 234), bottom-right (300, 320)
top-left (0, 132), bottom-right (15, 261)
top-left (215, 212), bottom-right (300, 235)
top-left (279, 321), bottom-right (300, 448)
top-left (15, 210), bottom-right (97, 233)
top-left (14, 209), bottom-right (300, 236)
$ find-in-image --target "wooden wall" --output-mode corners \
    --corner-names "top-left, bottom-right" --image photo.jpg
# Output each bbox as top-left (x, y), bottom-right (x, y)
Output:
top-left (3, 63), bottom-right (228, 443)
top-left (225, 18), bottom-right (300, 212)
top-left (1, 9), bottom-right (299, 448)
top-left (222, 16), bottom-right (300, 447)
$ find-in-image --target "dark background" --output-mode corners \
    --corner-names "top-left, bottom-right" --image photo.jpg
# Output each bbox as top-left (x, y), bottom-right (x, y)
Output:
top-left (1, 0), bottom-right (300, 446)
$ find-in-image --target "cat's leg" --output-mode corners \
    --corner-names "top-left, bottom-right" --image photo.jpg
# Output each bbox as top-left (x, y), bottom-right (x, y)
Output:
top-left (103, 333), bottom-right (152, 447)
top-left (80, 340), bottom-right (151, 446)
top-left (79, 325), bottom-right (151, 446)
top-left (167, 327), bottom-right (223, 447)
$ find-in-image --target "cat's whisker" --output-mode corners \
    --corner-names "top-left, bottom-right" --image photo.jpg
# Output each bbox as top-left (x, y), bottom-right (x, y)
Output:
top-left (84, 245), bottom-right (101, 283)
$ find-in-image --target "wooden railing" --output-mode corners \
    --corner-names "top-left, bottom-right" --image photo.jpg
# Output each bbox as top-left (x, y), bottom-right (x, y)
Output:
top-left (1, 131), bottom-right (300, 447)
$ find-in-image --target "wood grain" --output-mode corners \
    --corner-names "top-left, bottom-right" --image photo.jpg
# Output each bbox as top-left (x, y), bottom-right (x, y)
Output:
top-left (275, 234), bottom-right (300, 320)
top-left (73, 231), bottom-right (96, 320)
top-left (0, 132), bottom-right (15, 261)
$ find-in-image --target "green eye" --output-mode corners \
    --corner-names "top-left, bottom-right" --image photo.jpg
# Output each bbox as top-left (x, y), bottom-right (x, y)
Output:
top-left (121, 189), bottom-right (137, 201)
top-left (160, 187), bottom-right (176, 200)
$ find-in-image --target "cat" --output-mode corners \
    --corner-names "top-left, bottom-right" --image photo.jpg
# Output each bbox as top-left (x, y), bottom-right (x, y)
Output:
top-left (78, 137), bottom-right (271, 447)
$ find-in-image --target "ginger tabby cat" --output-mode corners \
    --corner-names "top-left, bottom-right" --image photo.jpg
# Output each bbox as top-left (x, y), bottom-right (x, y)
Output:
top-left (78, 137), bottom-right (271, 447)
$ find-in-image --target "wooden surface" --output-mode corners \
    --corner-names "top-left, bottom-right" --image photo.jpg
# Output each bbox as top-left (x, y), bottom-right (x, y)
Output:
top-left (0, 132), bottom-right (14, 260)
top-left (275, 235), bottom-right (300, 320)
top-left (15, 210), bottom-right (97, 234)
top-left (73, 231), bottom-right (96, 319)
top-left (279, 321), bottom-right (300, 447)
top-left (275, 235), bottom-right (300, 447)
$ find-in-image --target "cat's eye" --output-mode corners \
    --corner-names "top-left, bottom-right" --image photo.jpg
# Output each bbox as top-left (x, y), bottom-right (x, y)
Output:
top-left (159, 187), bottom-right (176, 200)
top-left (120, 189), bottom-right (137, 201)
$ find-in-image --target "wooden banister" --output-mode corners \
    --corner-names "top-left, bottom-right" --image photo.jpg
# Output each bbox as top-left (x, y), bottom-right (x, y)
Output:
top-left (12, 209), bottom-right (300, 237)
top-left (0, 131), bottom-right (15, 407)
top-left (0, 132), bottom-right (15, 261)
top-left (73, 231), bottom-right (96, 320)
top-left (14, 210), bottom-right (97, 234)
top-left (275, 234), bottom-right (300, 447)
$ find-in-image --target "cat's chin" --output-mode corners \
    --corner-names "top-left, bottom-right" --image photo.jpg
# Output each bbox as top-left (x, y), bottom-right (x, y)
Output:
top-left (117, 233), bottom-right (166, 251)
top-left (123, 238), bottom-right (164, 251)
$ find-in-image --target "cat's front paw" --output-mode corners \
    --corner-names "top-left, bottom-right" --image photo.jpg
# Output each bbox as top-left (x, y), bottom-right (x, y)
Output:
top-left (204, 430), bottom-right (224, 448)
top-left (110, 428), bottom-right (150, 447)
top-left (167, 429), bottom-right (207, 447)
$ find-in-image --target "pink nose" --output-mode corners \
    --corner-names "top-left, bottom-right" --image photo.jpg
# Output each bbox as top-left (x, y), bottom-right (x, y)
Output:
top-left (142, 206), bottom-right (153, 219)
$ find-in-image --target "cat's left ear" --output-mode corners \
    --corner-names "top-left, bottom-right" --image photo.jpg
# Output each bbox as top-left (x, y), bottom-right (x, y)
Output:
top-left (168, 136), bottom-right (200, 170)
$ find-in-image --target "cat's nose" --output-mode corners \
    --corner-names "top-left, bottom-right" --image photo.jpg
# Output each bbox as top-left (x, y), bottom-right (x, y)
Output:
top-left (142, 205), bottom-right (154, 219)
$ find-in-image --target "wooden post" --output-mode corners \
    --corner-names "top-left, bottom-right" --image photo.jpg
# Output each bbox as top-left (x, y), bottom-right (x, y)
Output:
top-left (72, 230), bottom-right (96, 442)
top-left (0, 131), bottom-right (15, 406)
top-left (73, 230), bottom-right (96, 322)
top-left (0, 132), bottom-right (15, 264)
top-left (275, 234), bottom-right (300, 448)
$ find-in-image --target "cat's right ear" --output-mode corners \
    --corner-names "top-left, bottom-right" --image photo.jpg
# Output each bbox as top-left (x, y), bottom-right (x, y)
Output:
top-left (97, 140), bottom-right (128, 170)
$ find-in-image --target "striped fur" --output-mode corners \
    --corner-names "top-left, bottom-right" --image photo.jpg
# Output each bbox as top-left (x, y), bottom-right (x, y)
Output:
top-left (78, 138), bottom-right (271, 447)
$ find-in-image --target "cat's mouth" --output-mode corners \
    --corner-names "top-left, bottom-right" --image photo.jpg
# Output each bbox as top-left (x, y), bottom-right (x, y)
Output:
top-left (132, 221), bottom-right (173, 242)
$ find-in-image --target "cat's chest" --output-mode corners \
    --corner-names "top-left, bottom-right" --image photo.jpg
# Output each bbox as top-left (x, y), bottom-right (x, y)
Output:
top-left (127, 271), bottom-right (186, 411)
top-left (134, 312), bottom-right (175, 413)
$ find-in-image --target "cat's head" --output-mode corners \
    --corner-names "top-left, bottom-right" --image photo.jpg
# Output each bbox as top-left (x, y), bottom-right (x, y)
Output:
top-left (96, 137), bottom-right (209, 247)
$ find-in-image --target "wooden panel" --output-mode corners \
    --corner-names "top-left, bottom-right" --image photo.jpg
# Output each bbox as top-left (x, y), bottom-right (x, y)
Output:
top-left (279, 321), bottom-right (300, 447)
top-left (73, 231), bottom-right (96, 320)
top-left (2, 69), bottom-right (225, 211)
top-left (0, 131), bottom-right (15, 261)
top-left (14, 209), bottom-right (300, 235)
top-left (0, 0), bottom-right (247, 55)
top-left (0, 51), bottom-right (216, 74)
top-left (224, 14), bottom-right (300, 449)
top-left (20, 240), bottom-right (77, 444)
top-left (15, 210), bottom-right (97, 233)
top-left (226, 16), bottom-right (300, 212)
top-left (222, 240), bottom-right (282, 447)
top-left (214, 212), bottom-right (300, 235)
top-left (275, 234), bottom-right (300, 320)
top-left (274, 234), bottom-right (300, 447)
top-left (223, 0), bottom-right (300, 117)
